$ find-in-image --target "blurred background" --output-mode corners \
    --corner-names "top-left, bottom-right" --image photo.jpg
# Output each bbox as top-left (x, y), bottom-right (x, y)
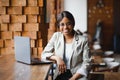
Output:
top-left (0, 0), bottom-right (120, 56)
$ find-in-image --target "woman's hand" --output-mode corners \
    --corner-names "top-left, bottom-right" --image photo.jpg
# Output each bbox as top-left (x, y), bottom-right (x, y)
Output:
top-left (49, 55), bottom-right (67, 74)
top-left (55, 56), bottom-right (66, 74)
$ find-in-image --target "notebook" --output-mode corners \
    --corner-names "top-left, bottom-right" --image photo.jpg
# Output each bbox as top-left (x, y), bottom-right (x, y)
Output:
top-left (14, 36), bottom-right (52, 65)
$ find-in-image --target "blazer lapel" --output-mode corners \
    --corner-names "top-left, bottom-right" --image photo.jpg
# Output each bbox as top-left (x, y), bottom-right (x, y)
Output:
top-left (69, 33), bottom-right (79, 65)
top-left (57, 34), bottom-right (65, 59)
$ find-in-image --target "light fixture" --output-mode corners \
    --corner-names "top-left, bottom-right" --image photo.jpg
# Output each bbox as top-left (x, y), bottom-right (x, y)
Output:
top-left (96, 0), bottom-right (105, 8)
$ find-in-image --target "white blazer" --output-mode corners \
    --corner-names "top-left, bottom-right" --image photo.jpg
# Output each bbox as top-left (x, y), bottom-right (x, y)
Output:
top-left (41, 32), bottom-right (90, 80)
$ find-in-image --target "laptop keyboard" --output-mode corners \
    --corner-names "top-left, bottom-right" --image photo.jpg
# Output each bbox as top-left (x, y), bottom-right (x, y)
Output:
top-left (31, 58), bottom-right (52, 64)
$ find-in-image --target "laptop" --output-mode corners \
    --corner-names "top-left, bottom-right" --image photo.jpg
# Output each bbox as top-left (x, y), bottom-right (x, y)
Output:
top-left (14, 36), bottom-right (52, 65)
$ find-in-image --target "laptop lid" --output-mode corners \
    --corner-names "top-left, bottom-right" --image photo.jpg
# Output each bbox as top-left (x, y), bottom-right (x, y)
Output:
top-left (14, 36), bottom-right (32, 64)
top-left (14, 36), bottom-right (52, 65)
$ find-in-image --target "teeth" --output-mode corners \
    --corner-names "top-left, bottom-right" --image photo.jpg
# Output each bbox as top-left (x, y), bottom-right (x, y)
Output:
top-left (64, 30), bottom-right (68, 32)
top-left (64, 31), bottom-right (68, 33)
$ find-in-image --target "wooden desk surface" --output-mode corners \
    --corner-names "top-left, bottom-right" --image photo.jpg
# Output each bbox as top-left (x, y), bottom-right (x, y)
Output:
top-left (89, 72), bottom-right (120, 80)
top-left (0, 54), bottom-right (52, 80)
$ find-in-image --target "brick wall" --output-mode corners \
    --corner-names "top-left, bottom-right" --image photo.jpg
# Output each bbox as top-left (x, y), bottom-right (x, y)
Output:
top-left (47, 0), bottom-right (63, 40)
top-left (0, 0), bottom-right (46, 57)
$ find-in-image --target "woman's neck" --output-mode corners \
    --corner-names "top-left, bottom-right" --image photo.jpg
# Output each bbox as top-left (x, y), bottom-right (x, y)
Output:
top-left (64, 32), bottom-right (74, 43)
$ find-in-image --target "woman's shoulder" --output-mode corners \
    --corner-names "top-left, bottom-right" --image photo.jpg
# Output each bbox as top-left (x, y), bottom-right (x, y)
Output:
top-left (52, 32), bottom-right (63, 39)
top-left (53, 32), bottom-right (62, 37)
top-left (75, 32), bottom-right (88, 41)
top-left (53, 32), bottom-right (62, 35)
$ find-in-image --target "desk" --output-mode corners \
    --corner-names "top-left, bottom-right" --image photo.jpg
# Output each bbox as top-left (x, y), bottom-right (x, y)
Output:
top-left (89, 72), bottom-right (120, 80)
top-left (0, 54), bottom-right (52, 80)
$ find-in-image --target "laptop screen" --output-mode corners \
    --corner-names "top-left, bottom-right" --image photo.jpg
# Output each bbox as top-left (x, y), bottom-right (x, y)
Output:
top-left (14, 36), bottom-right (31, 64)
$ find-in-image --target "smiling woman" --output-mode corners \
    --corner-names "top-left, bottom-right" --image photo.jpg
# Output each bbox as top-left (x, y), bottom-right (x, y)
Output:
top-left (41, 11), bottom-right (90, 80)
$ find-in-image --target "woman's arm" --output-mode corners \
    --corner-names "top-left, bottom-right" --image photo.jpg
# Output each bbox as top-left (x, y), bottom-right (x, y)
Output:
top-left (69, 73), bottom-right (83, 80)
top-left (41, 33), bottom-right (57, 60)
top-left (49, 55), bottom-right (67, 73)
top-left (41, 32), bottom-right (67, 73)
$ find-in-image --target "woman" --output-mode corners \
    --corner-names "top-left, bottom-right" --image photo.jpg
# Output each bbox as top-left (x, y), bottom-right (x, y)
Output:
top-left (41, 11), bottom-right (90, 80)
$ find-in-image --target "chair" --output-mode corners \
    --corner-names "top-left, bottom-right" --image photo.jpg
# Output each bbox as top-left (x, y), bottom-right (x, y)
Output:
top-left (48, 63), bottom-right (56, 80)
top-left (49, 63), bottom-right (56, 75)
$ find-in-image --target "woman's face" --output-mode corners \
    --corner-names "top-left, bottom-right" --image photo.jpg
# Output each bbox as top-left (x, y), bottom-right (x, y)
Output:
top-left (59, 17), bottom-right (74, 35)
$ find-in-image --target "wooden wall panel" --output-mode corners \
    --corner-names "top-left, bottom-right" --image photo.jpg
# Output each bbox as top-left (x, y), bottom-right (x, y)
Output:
top-left (88, 0), bottom-right (114, 50)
